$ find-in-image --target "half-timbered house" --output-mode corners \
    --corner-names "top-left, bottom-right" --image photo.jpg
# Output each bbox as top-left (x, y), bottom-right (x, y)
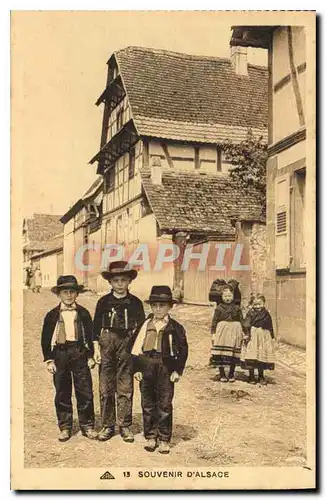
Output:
top-left (23, 213), bottom-right (63, 277)
top-left (88, 46), bottom-right (268, 302)
top-left (30, 234), bottom-right (64, 288)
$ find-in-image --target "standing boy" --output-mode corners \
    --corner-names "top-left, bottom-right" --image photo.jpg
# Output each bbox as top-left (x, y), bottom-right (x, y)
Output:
top-left (131, 286), bottom-right (188, 454)
top-left (41, 275), bottom-right (97, 442)
top-left (93, 261), bottom-right (145, 443)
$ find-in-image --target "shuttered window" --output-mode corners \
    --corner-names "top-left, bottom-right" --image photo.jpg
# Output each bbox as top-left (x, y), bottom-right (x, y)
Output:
top-left (276, 211), bottom-right (287, 234)
top-left (275, 174), bottom-right (290, 270)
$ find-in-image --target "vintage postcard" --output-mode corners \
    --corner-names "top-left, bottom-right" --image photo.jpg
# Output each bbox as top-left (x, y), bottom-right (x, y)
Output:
top-left (11, 10), bottom-right (316, 490)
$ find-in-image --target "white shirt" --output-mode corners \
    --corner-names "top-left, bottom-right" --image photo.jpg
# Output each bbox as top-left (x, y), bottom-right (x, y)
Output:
top-left (131, 315), bottom-right (172, 357)
top-left (59, 302), bottom-right (77, 341)
top-left (152, 315), bottom-right (169, 350)
top-left (113, 291), bottom-right (127, 299)
top-left (153, 315), bottom-right (169, 330)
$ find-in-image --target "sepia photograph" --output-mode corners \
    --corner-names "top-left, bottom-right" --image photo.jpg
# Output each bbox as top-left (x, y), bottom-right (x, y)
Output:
top-left (11, 10), bottom-right (316, 490)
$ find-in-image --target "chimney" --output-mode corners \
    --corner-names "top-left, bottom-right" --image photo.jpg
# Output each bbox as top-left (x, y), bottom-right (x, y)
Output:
top-left (230, 45), bottom-right (248, 76)
top-left (151, 156), bottom-right (162, 185)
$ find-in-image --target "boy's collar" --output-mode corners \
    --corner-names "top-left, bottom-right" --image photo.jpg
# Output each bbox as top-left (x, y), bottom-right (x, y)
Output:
top-left (60, 302), bottom-right (77, 311)
top-left (150, 313), bottom-right (170, 323)
top-left (112, 291), bottom-right (128, 299)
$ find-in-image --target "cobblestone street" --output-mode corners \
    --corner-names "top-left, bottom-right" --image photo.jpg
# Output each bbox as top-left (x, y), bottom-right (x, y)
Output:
top-left (24, 289), bottom-right (307, 468)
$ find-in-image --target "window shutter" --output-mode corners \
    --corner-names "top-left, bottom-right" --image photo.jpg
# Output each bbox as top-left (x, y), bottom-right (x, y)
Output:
top-left (275, 174), bottom-right (290, 270)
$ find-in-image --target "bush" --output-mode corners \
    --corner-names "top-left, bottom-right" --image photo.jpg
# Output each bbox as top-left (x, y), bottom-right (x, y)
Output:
top-left (223, 129), bottom-right (268, 214)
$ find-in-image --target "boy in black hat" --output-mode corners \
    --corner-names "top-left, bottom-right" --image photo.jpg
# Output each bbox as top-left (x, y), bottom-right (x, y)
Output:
top-left (93, 261), bottom-right (145, 443)
top-left (130, 286), bottom-right (188, 454)
top-left (41, 275), bottom-right (97, 442)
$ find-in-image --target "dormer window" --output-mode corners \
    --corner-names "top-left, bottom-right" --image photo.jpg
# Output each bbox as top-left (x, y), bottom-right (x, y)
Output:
top-left (108, 63), bottom-right (118, 84)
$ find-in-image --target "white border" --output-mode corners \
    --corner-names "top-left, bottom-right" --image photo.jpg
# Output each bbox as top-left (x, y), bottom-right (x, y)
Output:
top-left (5, 4), bottom-right (321, 499)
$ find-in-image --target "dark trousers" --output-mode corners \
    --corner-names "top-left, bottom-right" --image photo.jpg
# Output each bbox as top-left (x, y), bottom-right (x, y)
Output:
top-left (53, 343), bottom-right (95, 431)
top-left (140, 354), bottom-right (174, 442)
top-left (99, 330), bottom-right (133, 428)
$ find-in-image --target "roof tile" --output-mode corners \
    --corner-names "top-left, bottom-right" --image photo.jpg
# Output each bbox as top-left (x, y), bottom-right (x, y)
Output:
top-left (115, 46), bottom-right (268, 140)
top-left (24, 214), bottom-right (63, 250)
top-left (31, 235), bottom-right (63, 259)
top-left (141, 169), bottom-right (264, 237)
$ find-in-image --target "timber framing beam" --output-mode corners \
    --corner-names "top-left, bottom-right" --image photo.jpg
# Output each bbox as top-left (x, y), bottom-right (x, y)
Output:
top-left (90, 119), bottom-right (139, 174)
top-left (95, 74), bottom-right (126, 109)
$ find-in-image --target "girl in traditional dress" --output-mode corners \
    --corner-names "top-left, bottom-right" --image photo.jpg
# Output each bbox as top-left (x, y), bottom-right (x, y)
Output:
top-left (210, 285), bottom-right (244, 383)
top-left (241, 294), bottom-right (275, 385)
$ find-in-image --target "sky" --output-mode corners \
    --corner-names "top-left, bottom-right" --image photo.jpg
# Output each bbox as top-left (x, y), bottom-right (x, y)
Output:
top-left (12, 11), bottom-right (267, 217)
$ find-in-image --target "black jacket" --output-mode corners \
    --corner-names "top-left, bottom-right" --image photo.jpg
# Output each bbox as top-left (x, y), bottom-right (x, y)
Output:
top-left (242, 308), bottom-right (274, 339)
top-left (211, 302), bottom-right (243, 334)
top-left (130, 314), bottom-right (189, 376)
top-left (41, 303), bottom-right (94, 361)
top-left (93, 291), bottom-right (145, 341)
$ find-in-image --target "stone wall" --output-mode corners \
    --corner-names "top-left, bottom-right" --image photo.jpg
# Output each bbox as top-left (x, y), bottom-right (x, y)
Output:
top-left (249, 222), bottom-right (267, 295)
top-left (234, 220), bottom-right (267, 306)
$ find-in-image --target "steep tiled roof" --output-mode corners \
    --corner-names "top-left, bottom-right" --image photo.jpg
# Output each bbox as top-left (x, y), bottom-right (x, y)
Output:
top-left (31, 235), bottom-right (63, 259)
top-left (25, 240), bottom-right (46, 252)
top-left (134, 116), bottom-right (267, 144)
top-left (115, 46), bottom-right (268, 142)
top-left (23, 214), bottom-right (63, 251)
top-left (141, 169), bottom-right (264, 237)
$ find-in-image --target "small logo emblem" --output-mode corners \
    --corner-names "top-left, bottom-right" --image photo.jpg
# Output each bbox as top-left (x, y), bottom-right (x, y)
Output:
top-left (100, 471), bottom-right (115, 480)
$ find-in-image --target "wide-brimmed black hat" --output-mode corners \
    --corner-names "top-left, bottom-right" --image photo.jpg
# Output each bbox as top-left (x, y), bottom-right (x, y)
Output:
top-left (51, 275), bottom-right (85, 294)
top-left (145, 286), bottom-right (178, 304)
top-left (101, 261), bottom-right (138, 281)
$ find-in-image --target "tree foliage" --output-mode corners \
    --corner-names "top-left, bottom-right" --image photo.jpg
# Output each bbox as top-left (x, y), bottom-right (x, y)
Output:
top-left (223, 129), bottom-right (268, 213)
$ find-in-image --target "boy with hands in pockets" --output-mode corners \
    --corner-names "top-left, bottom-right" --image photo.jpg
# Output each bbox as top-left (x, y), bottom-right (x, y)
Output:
top-left (131, 286), bottom-right (188, 454)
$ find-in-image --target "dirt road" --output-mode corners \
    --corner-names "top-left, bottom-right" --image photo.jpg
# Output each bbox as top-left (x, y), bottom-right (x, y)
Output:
top-left (23, 289), bottom-right (306, 468)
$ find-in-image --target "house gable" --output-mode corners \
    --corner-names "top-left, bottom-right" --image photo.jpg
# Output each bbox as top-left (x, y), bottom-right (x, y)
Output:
top-left (90, 46), bottom-right (268, 174)
top-left (87, 46), bottom-right (268, 252)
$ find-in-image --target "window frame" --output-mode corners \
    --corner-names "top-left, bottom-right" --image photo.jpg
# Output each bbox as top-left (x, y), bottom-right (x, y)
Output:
top-left (105, 167), bottom-right (115, 194)
top-left (116, 107), bottom-right (123, 132)
top-left (129, 147), bottom-right (136, 179)
top-left (290, 167), bottom-right (306, 273)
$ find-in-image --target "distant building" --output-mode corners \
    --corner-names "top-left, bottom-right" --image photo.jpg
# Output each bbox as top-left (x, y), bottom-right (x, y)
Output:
top-left (61, 176), bottom-right (104, 291)
top-left (231, 26), bottom-right (308, 347)
top-left (85, 46), bottom-right (268, 302)
top-left (22, 213), bottom-right (63, 271)
top-left (30, 234), bottom-right (64, 288)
